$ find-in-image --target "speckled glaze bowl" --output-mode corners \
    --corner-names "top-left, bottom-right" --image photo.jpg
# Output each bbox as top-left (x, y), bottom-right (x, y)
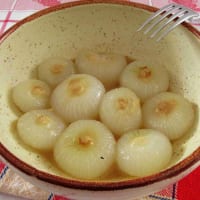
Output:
top-left (0, 1), bottom-right (200, 200)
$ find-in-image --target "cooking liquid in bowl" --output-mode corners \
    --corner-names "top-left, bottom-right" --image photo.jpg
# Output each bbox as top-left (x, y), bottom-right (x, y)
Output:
top-left (0, 1), bottom-right (200, 185)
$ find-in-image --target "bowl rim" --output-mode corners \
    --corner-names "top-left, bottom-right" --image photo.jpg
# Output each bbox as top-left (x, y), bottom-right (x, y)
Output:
top-left (0, 0), bottom-right (200, 191)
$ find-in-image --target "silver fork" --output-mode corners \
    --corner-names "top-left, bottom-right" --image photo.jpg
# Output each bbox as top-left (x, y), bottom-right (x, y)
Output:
top-left (137, 3), bottom-right (200, 42)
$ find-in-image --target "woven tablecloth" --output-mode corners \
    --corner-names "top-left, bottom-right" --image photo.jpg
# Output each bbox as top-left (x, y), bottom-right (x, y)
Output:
top-left (0, 0), bottom-right (200, 200)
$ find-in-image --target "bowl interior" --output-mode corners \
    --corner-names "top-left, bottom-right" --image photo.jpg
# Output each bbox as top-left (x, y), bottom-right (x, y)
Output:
top-left (0, 1), bottom-right (200, 185)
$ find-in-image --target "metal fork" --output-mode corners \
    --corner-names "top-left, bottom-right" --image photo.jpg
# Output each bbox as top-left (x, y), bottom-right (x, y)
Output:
top-left (137, 3), bottom-right (200, 42)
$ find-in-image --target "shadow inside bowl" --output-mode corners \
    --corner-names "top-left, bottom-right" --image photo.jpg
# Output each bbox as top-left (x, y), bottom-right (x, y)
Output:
top-left (170, 103), bottom-right (199, 166)
top-left (7, 89), bottom-right (22, 118)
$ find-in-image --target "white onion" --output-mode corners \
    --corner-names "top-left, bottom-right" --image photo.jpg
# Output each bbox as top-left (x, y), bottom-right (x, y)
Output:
top-left (51, 74), bottom-right (105, 123)
top-left (116, 129), bottom-right (172, 177)
top-left (120, 61), bottom-right (169, 101)
top-left (17, 109), bottom-right (66, 151)
top-left (142, 92), bottom-right (195, 140)
top-left (99, 87), bottom-right (142, 137)
top-left (38, 57), bottom-right (75, 88)
top-left (54, 120), bottom-right (116, 179)
top-left (12, 79), bottom-right (51, 112)
top-left (75, 50), bottom-right (127, 90)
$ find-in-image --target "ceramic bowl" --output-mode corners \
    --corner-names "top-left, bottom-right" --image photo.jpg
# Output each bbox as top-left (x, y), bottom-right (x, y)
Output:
top-left (0, 1), bottom-right (200, 200)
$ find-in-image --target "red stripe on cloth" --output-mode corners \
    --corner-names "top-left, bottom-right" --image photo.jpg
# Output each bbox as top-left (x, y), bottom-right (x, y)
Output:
top-left (0, 11), bottom-right (12, 35)
top-left (0, 19), bottom-right (18, 23)
top-left (33, 0), bottom-right (61, 7)
top-left (0, 161), bottom-right (6, 173)
top-left (155, 184), bottom-right (177, 199)
top-left (177, 167), bottom-right (200, 200)
top-left (0, 160), bottom-right (9, 180)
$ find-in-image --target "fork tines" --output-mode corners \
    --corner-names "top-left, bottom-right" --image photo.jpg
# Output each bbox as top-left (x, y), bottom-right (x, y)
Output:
top-left (137, 3), bottom-right (199, 41)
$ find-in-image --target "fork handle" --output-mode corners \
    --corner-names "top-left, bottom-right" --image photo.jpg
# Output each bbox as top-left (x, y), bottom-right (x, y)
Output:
top-left (188, 15), bottom-right (200, 24)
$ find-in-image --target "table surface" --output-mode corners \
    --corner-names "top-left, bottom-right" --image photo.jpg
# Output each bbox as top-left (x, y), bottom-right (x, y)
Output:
top-left (0, 0), bottom-right (200, 200)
